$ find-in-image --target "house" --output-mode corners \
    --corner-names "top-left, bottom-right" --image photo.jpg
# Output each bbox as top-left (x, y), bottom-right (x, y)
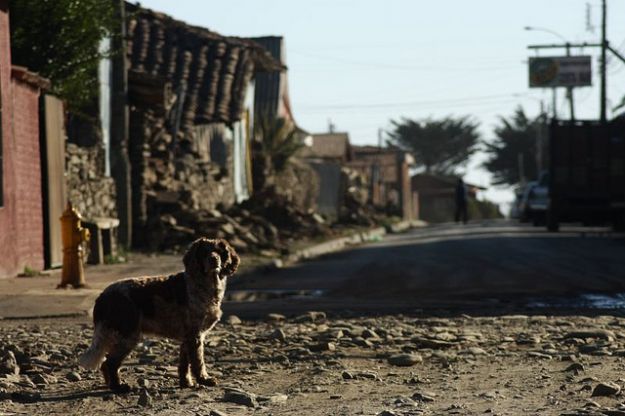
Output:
top-left (411, 173), bottom-right (485, 222)
top-left (349, 145), bottom-right (414, 220)
top-left (114, 4), bottom-right (283, 248)
top-left (0, 0), bottom-right (66, 277)
top-left (301, 132), bottom-right (353, 219)
top-left (301, 132), bottom-right (352, 163)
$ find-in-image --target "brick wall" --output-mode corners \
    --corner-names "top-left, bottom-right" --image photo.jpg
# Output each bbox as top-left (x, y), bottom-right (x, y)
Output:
top-left (0, 0), bottom-right (19, 278)
top-left (0, 1), bottom-right (45, 277)
top-left (11, 79), bottom-right (44, 273)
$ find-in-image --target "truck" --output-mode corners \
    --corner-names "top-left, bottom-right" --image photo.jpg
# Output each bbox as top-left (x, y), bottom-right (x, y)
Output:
top-left (547, 118), bottom-right (625, 231)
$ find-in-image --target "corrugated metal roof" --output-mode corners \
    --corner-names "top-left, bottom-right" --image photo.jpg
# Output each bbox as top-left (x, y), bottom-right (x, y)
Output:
top-left (251, 36), bottom-right (295, 123)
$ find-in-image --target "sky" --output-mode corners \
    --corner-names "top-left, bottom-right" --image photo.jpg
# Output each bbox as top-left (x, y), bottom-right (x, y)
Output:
top-left (140, 0), bottom-right (625, 212)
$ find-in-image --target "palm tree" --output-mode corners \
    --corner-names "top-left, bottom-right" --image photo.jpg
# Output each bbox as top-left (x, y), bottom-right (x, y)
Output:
top-left (252, 116), bottom-right (304, 192)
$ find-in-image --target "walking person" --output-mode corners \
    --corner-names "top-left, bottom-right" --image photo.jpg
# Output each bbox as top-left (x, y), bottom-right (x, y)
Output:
top-left (455, 177), bottom-right (468, 224)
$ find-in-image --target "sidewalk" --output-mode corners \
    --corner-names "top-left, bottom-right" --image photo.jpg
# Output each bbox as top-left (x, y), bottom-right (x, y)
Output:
top-left (0, 221), bottom-right (423, 319)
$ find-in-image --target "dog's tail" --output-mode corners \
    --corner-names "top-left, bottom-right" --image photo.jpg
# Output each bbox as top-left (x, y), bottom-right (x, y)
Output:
top-left (78, 324), bottom-right (111, 370)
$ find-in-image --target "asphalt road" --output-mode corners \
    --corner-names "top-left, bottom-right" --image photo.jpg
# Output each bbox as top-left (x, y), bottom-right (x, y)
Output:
top-left (226, 222), bottom-right (625, 316)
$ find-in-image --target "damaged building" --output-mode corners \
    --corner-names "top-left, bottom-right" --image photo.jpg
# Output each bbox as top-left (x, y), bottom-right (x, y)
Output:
top-left (112, 4), bottom-right (283, 249)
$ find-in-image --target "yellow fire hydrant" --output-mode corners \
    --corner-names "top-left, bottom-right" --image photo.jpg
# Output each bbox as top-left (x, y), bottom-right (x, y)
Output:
top-left (58, 202), bottom-right (90, 288)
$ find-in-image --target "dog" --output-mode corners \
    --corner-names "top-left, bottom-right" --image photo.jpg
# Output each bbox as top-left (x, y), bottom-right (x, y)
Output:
top-left (78, 237), bottom-right (239, 393)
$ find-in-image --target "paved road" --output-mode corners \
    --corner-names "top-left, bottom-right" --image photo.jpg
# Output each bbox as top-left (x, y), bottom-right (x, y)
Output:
top-left (226, 222), bottom-right (625, 316)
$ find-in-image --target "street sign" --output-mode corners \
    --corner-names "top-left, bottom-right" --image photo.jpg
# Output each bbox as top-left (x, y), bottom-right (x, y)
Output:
top-left (529, 56), bottom-right (592, 88)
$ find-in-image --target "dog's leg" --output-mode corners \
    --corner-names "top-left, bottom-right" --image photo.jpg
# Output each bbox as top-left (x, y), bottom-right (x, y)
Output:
top-left (178, 343), bottom-right (193, 387)
top-left (103, 336), bottom-right (138, 393)
top-left (185, 334), bottom-right (217, 386)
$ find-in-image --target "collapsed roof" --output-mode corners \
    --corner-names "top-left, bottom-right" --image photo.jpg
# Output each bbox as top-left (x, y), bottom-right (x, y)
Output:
top-left (125, 3), bottom-right (283, 126)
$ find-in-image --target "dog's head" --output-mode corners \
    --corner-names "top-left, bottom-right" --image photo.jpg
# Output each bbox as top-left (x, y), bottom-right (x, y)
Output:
top-left (183, 238), bottom-right (240, 280)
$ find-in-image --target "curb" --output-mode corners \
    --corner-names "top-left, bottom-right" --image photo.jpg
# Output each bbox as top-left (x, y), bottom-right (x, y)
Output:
top-left (264, 220), bottom-right (425, 270)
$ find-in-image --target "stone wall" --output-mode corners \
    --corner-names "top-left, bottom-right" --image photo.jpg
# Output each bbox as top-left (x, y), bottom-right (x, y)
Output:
top-left (66, 143), bottom-right (117, 220)
top-left (128, 108), bottom-right (237, 246)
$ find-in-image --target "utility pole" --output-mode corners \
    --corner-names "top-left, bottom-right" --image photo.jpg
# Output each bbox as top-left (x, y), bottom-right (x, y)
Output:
top-left (565, 43), bottom-right (575, 121)
top-left (600, 0), bottom-right (607, 124)
top-left (110, 0), bottom-right (132, 248)
top-left (536, 100), bottom-right (545, 176)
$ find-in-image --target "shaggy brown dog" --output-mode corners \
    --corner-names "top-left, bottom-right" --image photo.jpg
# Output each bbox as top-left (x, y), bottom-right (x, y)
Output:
top-left (79, 238), bottom-right (239, 393)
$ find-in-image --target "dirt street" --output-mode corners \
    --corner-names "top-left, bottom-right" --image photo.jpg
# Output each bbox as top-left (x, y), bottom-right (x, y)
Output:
top-left (2, 313), bottom-right (625, 415)
top-left (1, 223), bottom-right (625, 415)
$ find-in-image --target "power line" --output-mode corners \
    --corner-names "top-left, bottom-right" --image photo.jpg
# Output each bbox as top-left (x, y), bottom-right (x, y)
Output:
top-left (296, 92), bottom-right (526, 112)
top-left (289, 50), bottom-right (522, 72)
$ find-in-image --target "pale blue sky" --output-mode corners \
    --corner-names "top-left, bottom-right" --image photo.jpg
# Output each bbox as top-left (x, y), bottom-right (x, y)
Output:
top-left (140, 0), bottom-right (625, 209)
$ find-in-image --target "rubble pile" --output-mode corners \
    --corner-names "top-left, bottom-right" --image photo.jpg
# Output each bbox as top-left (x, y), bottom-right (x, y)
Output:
top-left (144, 187), bottom-right (333, 254)
top-left (339, 167), bottom-right (384, 226)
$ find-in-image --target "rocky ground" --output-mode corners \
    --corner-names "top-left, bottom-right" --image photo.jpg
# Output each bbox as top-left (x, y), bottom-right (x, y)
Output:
top-left (2, 312), bottom-right (625, 415)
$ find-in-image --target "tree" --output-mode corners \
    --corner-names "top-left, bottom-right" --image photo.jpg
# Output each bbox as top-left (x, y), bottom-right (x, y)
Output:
top-left (252, 116), bottom-right (304, 192)
top-left (482, 106), bottom-right (546, 186)
top-left (9, 0), bottom-right (117, 112)
top-left (387, 116), bottom-right (480, 175)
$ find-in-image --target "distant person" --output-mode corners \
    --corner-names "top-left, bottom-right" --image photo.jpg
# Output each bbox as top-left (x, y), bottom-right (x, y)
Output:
top-left (455, 178), bottom-right (468, 224)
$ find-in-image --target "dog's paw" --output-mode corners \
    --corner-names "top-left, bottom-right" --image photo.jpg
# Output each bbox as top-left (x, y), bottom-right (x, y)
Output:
top-left (179, 377), bottom-right (195, 388)
top-left (197, 376), bottom-right (218, 387)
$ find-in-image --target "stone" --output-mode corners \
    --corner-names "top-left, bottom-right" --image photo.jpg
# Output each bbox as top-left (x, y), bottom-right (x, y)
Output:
top-left (223, 388), bottom-right (258, 408)
top-left (258, 393), bottom-right (288, 404)
top-left (564, 329), bottom-right (615, 341)
top-left (267, 313), bottom-right (286, 322)
top-left (209, 411), bottom-right (228, 416)
top-left (310, 342), bottom-right (336, 352)
top-left (412, 336), bottom-right (455, 349)
top-left (377, 411), bottom-right (398, 416)
top-left (591, 382), bottom-right (621, 397)
top-left (269, 328), bottom-right (287, 342)
top-left (66, 371), bottom-right (81, 382)
top-left (342, 371), bottom-right (354, 380)
top-left (138, 389), bottom-right (152, 407)
top-left (31, 373), bottom-right (54, 385)
top-left (0, 352), bottom-right (19, 375)
top-left (361, 329), bottom-right (380, 339)
top-left (294, 311), bottom-right (326, 323)
top-left (388, 353), bottom-right (423, 367)
top-left (413, 391), bottom-right (436, 402)
top-left (225, 315), bottom-right (242, 325)
top-left (564, 363), bottom-right (585, 373)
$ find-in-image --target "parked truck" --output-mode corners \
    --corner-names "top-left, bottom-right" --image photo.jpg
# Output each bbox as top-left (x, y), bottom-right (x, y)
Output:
top-left (547, 118), bottom-right (625, 231)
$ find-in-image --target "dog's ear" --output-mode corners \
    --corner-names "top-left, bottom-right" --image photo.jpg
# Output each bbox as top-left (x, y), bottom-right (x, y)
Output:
top-left (215, 239), bottom-right (240, 278)
top-left (183, 239), bottom-right (201, 275)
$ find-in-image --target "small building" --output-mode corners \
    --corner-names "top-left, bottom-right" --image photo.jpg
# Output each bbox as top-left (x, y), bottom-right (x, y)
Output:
top-left (349, 145), bottom-right (414, 220)
top-left (301, 132), bottom-right (353, 219)
top-left (411, 173), bottom-right (484, 222)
